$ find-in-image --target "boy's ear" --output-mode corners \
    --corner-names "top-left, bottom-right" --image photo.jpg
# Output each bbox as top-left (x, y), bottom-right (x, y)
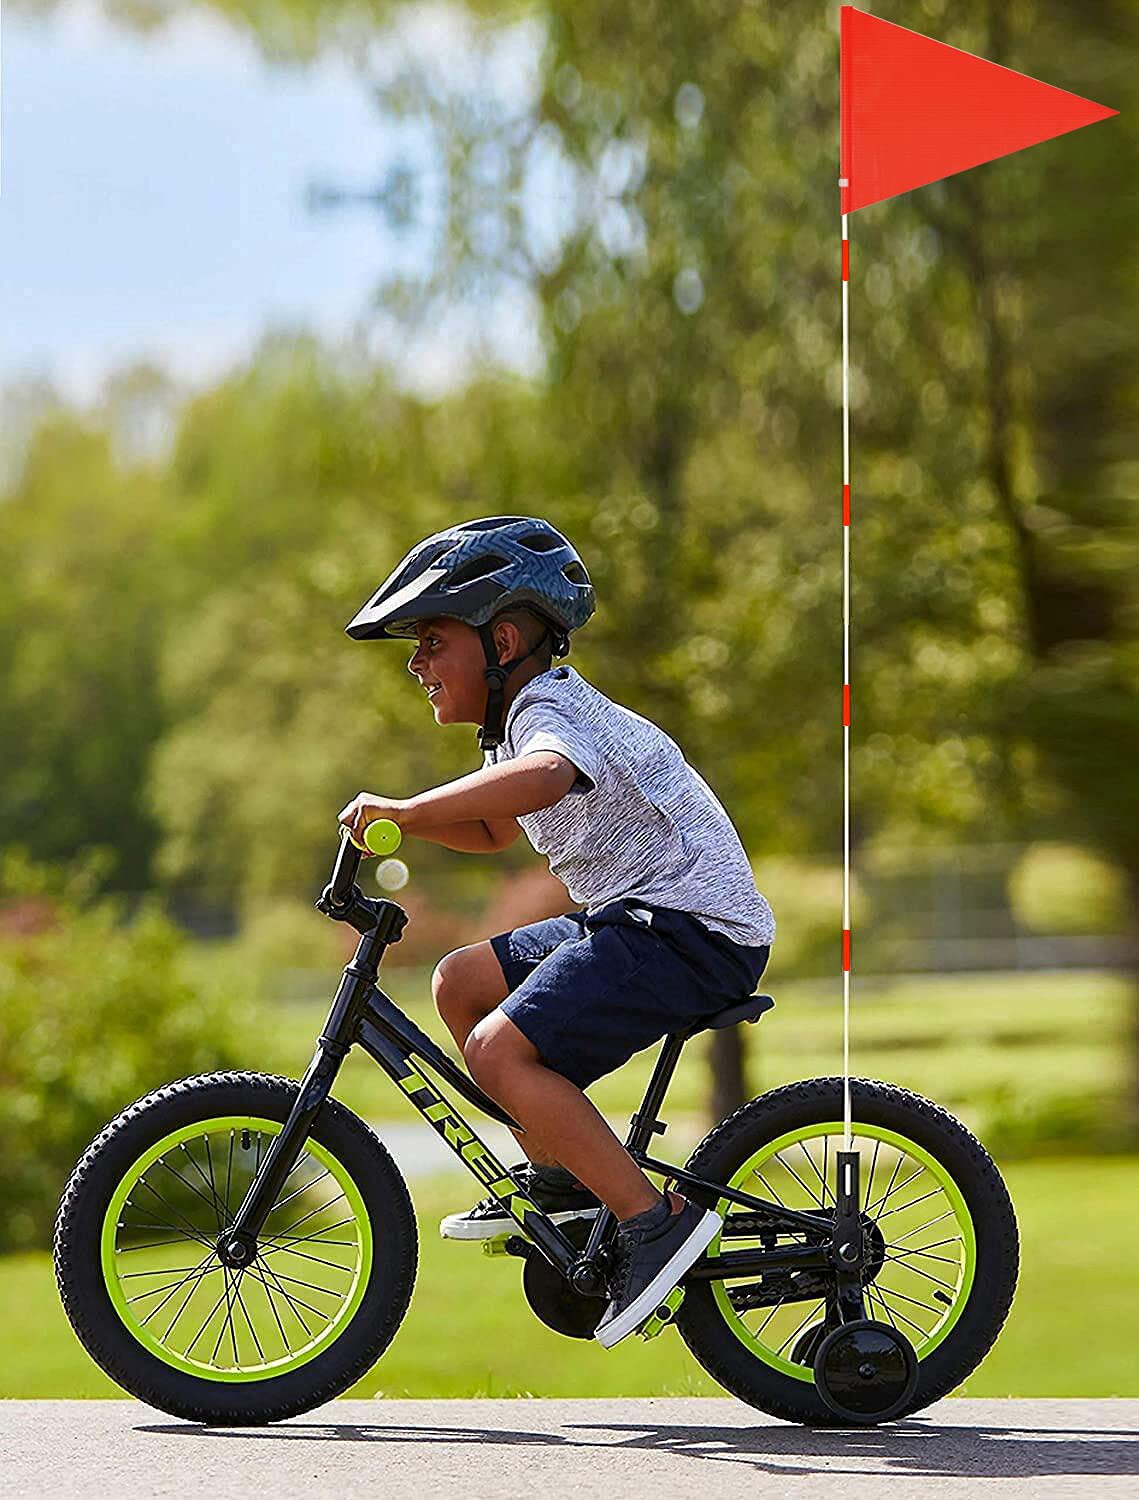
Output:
top-left (492, 618), bottom-right (520, 665)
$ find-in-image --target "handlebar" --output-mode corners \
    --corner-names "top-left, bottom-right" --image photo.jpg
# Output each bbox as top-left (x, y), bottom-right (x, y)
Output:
top-left (330, 827), bottom-right (363, 907)
top-left (327, 817), bottom-right (405, 909)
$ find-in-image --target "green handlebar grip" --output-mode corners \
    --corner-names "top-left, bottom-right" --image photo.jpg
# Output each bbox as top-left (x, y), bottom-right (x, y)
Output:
top-left (363, 818), bottom-right (402, 856)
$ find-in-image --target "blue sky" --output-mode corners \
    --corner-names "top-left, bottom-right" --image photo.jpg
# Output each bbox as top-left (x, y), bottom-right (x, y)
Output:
top-left (0, 0), bottom-right (545, 406)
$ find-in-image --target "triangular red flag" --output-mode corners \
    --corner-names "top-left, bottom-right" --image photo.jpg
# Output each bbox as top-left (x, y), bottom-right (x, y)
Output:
top-left (841, 6), bottom-right (1117, 214)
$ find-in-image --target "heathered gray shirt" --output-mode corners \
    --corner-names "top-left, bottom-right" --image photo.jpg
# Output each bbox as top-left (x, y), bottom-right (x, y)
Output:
top-left (483, 665), bottom-right (775, 948)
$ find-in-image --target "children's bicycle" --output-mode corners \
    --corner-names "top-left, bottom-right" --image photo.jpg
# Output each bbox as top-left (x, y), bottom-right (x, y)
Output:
top-left (55, 824), bottom-right (1018, 1426)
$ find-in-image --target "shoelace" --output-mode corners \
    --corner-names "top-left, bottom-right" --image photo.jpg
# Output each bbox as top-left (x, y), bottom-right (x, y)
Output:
top-left (607, 1225), bottom-right (642, 1303)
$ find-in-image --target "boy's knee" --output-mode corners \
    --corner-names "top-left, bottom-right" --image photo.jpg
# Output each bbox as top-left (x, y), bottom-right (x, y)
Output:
top-left (463, 1019), bottom-right (510, 1088)
top-left (432, 949), bottom-right (473, 1012)
top-left (432, 942), bottom-right (507, 1029)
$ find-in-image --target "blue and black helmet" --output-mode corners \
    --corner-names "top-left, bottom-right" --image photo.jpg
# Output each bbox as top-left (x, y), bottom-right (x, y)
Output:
top-left (345, 516), bottom-right (595, 749)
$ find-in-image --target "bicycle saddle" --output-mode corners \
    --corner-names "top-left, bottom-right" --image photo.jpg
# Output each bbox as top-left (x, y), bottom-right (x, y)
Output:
top-left (675, 993), bottom-right (775, 1040)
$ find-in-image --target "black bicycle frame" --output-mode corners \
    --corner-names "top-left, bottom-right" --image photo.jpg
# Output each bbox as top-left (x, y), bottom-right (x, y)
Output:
top-left (225, 844), bottom-right (842, 1299)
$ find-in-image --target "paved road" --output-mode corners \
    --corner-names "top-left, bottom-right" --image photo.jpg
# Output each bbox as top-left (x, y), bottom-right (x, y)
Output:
top-left (3, 1399), bottom-right (1136, 1498)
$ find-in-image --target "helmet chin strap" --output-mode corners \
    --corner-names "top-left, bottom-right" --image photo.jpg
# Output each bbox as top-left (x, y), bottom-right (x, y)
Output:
top-left (476, 621), bottom-right (561, 752)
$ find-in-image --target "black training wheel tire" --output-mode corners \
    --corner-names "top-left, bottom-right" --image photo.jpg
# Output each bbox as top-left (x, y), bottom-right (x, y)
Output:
top-left (674, 1077), bottom-right (1018, 1426)
top-left (54, 1072), bottom-right (417, 1424)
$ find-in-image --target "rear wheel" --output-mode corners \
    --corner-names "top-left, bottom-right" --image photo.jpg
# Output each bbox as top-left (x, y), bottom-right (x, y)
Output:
top-left (55, 1072), bottom-right (417, 1423)
top-left (675, 1077), bottom-right (1018, 1425)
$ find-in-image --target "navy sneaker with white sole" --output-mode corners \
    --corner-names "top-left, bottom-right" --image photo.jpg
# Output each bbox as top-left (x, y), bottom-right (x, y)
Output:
top-left (594, 1191), bottom-right (721, 1348)
top-left (440, 1162), bottom-right (601, 1241)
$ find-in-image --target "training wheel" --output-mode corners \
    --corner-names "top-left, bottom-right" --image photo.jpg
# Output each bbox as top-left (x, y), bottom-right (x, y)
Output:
top-left (812, 1319), bottom-right (918, 1424)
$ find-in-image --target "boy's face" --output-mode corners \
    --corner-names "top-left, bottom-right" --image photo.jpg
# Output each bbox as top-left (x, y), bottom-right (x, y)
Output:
top-left (406, 617), bottom-right (489, 726)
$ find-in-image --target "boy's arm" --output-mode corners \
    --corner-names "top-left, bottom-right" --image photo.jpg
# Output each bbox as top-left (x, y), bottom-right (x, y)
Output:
top-left (402, 753), bottom-right (577, 835)
top-left (405, 822), bottom-right (490, 853)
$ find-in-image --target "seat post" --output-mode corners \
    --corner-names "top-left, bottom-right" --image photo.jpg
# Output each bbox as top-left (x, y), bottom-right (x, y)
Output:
top-left (625, 1032), bottom-right (687, 1154)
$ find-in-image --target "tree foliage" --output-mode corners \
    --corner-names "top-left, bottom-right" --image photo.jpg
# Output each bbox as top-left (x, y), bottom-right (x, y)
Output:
top-left (1, 0), bottom-right (1135, 1120)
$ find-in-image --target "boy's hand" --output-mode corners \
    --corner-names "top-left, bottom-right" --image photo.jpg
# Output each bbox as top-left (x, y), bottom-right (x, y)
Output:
top-left (337, 793), bottom-right (408, 853)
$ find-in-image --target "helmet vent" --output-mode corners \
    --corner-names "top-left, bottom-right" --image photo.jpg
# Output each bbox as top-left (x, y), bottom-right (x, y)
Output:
top-left (445, 553), bottom-right (509, 588)
top-left (462, 517), bottom-right (528, 532)
top-left (518, 531), bottom-right (562, 553)
top-left (562, 561), bottom-right (590, 585)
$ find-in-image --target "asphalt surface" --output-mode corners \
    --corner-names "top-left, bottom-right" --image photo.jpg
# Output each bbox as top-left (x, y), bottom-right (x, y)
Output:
top-left (4, 1399), bottom-right (1137, 1498)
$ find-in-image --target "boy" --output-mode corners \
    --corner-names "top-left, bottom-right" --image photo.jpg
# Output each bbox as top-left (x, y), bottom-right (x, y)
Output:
top-left (339, 516), bottom-right (774, 1347)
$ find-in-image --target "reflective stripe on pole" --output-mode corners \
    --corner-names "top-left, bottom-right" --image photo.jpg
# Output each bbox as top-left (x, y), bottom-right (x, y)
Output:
top-left (841, 183), bottom-right (852, 1151)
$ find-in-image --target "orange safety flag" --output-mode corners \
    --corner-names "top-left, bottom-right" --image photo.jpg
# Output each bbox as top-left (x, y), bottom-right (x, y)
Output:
top-left (840, 6), bottom-right (1117, 214)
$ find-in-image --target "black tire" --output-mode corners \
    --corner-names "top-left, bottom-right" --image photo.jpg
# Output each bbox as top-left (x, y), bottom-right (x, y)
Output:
top-left (675, 1077), bottom-right (1018, 1425)
top-left (55, 1072), bottom-right (417, 1424)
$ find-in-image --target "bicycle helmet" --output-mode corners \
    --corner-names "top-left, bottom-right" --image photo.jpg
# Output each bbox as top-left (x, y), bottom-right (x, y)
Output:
top-left (345, 516), bottom-right (595, 749)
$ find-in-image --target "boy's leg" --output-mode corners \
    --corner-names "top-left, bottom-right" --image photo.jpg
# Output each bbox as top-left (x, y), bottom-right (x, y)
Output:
top-left (463, 1010), bottom-right (662, 1221)
top-left (432, 941), bottom-right (565, 1171)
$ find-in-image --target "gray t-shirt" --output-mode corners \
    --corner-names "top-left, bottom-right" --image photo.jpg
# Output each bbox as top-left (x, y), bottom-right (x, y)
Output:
top-left (484, 665), bottom-right (775, 948)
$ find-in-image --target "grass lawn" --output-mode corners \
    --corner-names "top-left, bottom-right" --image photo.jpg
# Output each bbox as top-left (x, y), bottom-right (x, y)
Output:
top-left (5, 1155), bottom-right (1136, 1400)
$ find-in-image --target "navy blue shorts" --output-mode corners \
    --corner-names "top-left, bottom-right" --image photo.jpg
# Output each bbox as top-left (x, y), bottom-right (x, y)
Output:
top-left (489, 898), bottom-right (770, 1090)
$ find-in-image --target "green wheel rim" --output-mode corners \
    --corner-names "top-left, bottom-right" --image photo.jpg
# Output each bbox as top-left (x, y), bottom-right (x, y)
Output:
top-left (100, 1117), bottom-right (374, 1383)
top-left (708, 1122), bottom-right (977, 1384)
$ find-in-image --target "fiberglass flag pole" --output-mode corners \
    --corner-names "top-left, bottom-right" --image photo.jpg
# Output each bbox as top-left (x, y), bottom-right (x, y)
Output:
top-left (837, 4), bottom-right (1116, 1151)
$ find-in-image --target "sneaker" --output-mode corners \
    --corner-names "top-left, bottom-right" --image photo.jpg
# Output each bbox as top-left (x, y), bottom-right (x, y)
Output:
top-left (439, 1163), bottom-right (602, 1241)
top-left (594, 1191), bottom-right (722, 1349)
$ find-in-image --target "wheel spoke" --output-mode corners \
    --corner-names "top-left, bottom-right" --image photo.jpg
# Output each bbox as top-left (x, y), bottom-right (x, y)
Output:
top-left (118, 1236), bottom-right (193, 1252)
top-left (224, 1130), bottom-right (235, 1221)
top-left (122, 1265), bottom-right (207, 1279)
top-left (750, 1167), bottom-right (787, 1208)
top-left (178, 1142), bottom-right (225, 1230)
top-left (891, 1208), bottom-right (956, 1245)
top-left (886, 1237), bottom-right (963, 1266)
top-left (210, 1269), bottom-right (240, 1365)
top-left (231, 1273), bottom-right (266, 1363)
top-left (866, 1164), bottom-right (925, 1217)
top-left (871, 1154), bottom-right (904, 1225)
top-left (127, 1266), bottom-right (213, 1303)
top-left (266, 1167), bottom-right (333, 1219)
top-left (862, 1138), bottom-right (882, 1213)
top-left (255, 1261), bottom-right (293, 1354)
top-left (873, 1280), bottom-right (941, 1316)
top-left (160, 1272), bottom-right (207, 1344)
top-left (273, 1192), bottom-right (348, 1239)
top-left (157, 1155), bottom-right (226, 1223)
top-left (883, 1257), bottom-right (958, 1291)
top-left (798, 1141), bottom-right (833, 1207)
top-left (872, 1288), bottom-right (929, 1338)
top-left (184, 1285), bottom-right (231, 1358)
top-left (258, 1242), bottom-right (355, 1274)
top-left (136, 1250), bottom-right (219, 1326)
top-left (131, 1177), bottom-right (214, 1248)
top-left (203, 1134), bottom-right (224, 1232)
top-left (774, 1300), bottom-right (824, 1357)
top-left (754, 1294), bottom-right (787, 1337)
top-left (866, 1283), bottom-right (899, 1331)
top-left (256, 1266), bottom-right (345, 1300)
top-left (246, 1260), bottom-right (316, 1335)
top-left (877, 1185), bottom-right (943, 1222)
top-left (772, 1152), bottom-right (826, 1209)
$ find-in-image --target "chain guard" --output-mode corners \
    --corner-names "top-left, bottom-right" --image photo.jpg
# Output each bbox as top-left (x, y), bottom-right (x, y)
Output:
top-left (521, 1219), bottom-right (607, 1340)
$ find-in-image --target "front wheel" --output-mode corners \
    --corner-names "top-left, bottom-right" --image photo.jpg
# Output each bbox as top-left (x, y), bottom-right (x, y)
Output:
top-left (55, 1071), bottom-right (417, 1424)
top-left (675, 1077), bottom-right (1018, 1425)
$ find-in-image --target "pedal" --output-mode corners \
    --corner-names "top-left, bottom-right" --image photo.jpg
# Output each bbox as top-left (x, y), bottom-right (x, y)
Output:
top-left (638, 1284), bottom-right (685, 1340)
top-left (481, 1235), bottom-right (528, 1258)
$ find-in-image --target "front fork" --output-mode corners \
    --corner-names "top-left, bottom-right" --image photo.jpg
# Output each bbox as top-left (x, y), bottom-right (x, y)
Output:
top-left (217, 921), bottom-right (391, 1267)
